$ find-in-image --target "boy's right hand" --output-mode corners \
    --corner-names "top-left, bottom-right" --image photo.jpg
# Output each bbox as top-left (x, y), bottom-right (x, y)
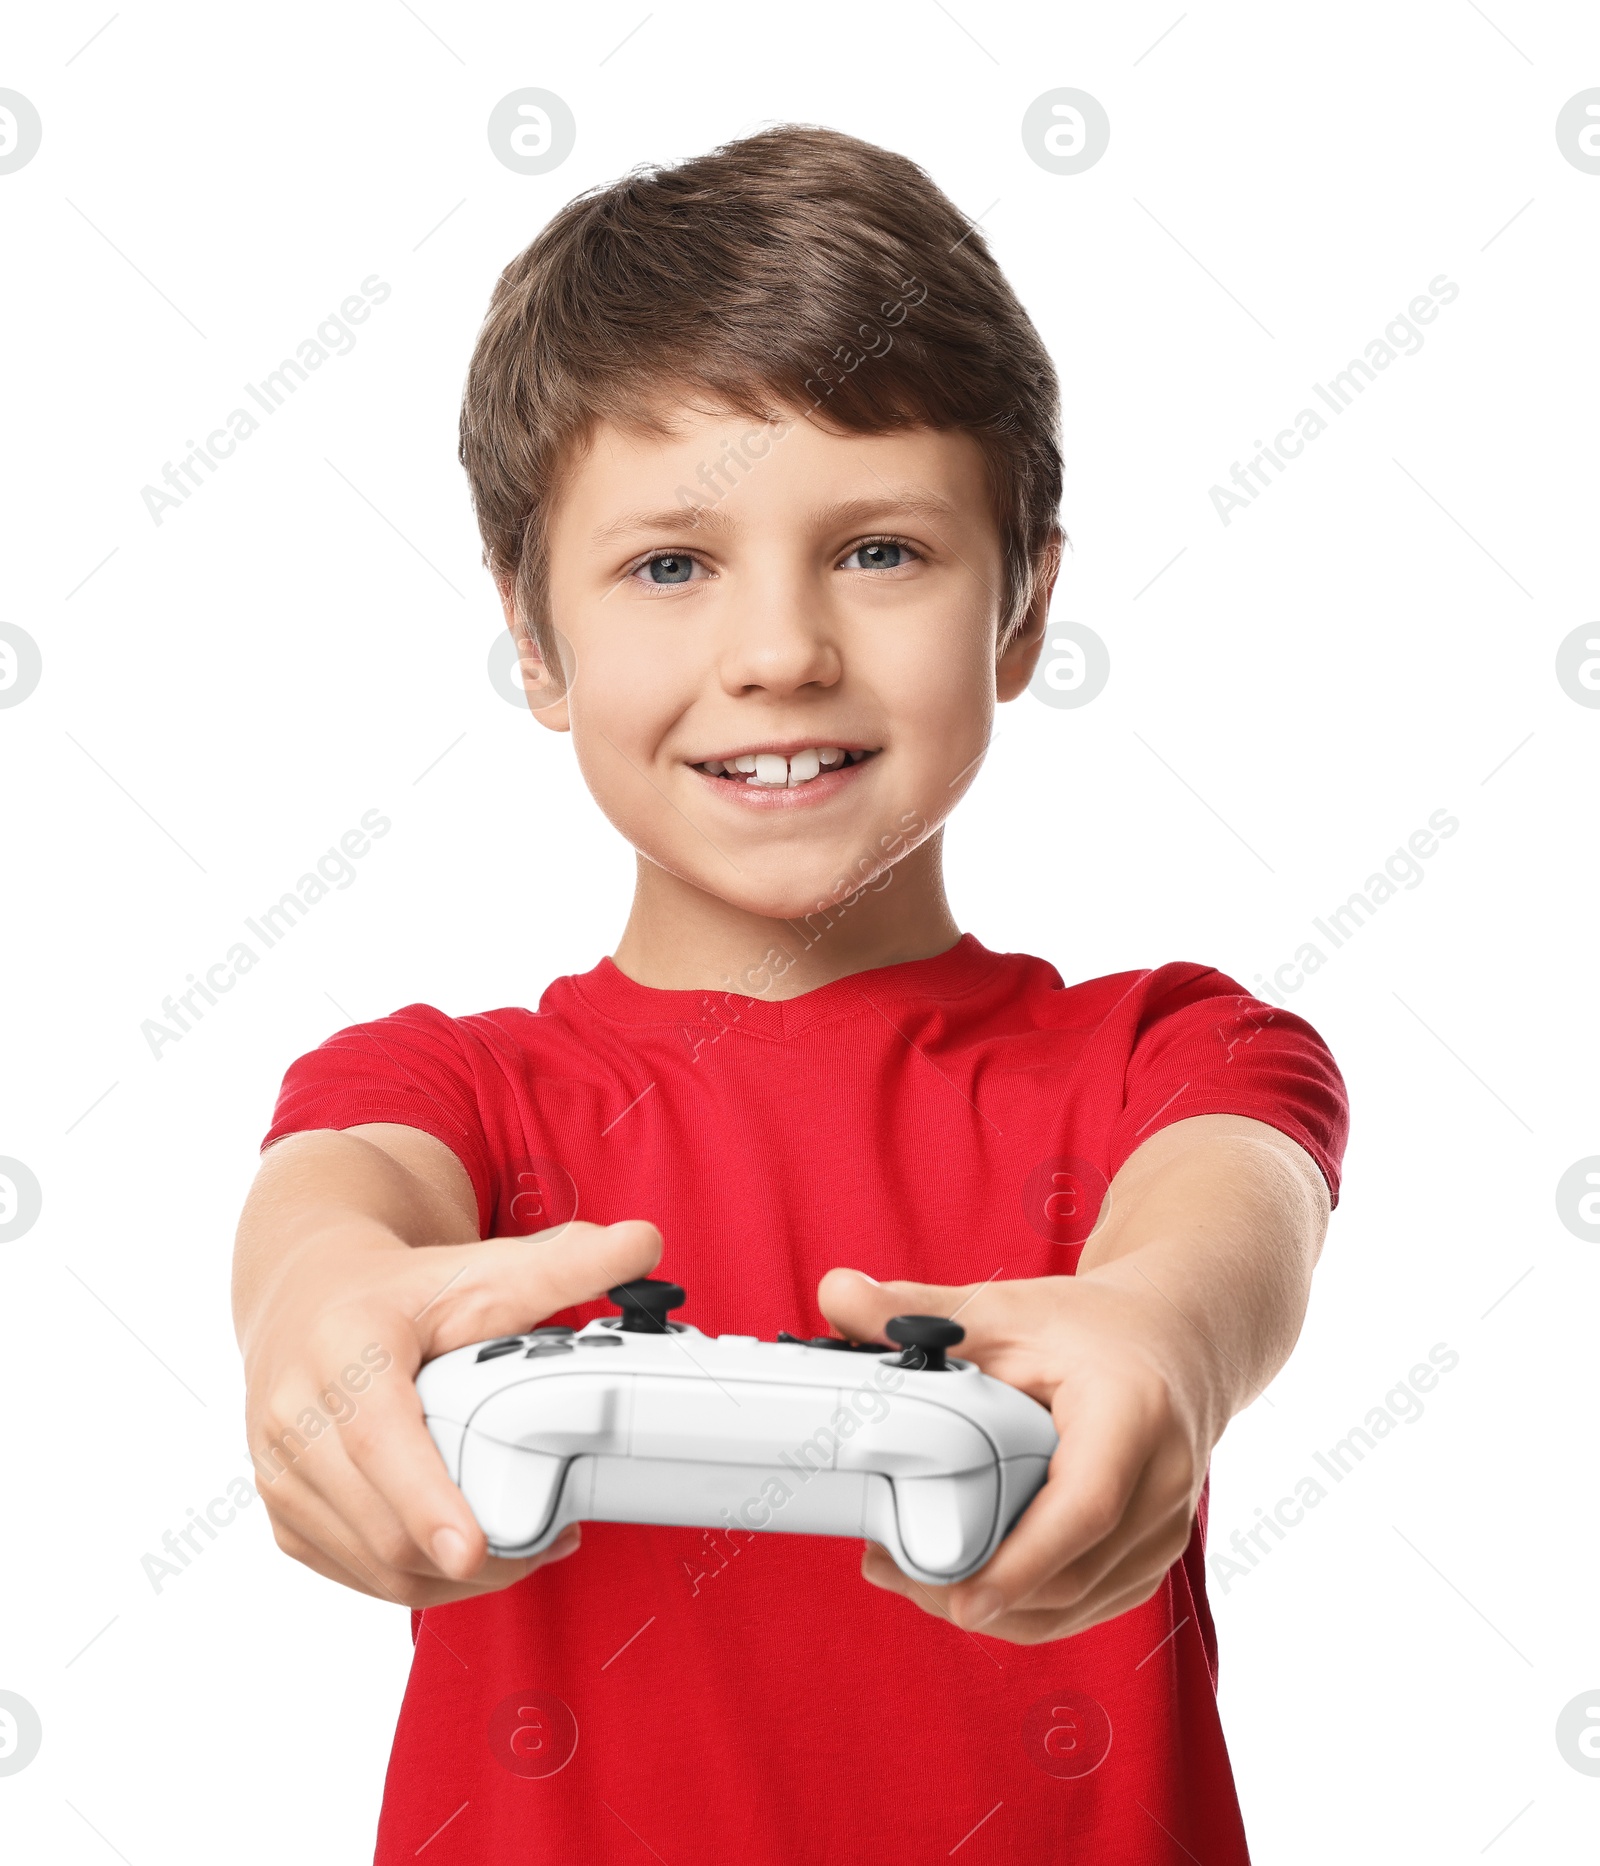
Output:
top-left (240, 1216), bottom-right (662, 1609)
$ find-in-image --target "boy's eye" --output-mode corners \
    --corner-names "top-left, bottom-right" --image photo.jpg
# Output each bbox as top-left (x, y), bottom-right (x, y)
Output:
top-left (635, 552), bottom-right (705, 586)
top-left (629, 540), bottom-right (917, 584)
top-left (840, 539), bottom-right (916, 571)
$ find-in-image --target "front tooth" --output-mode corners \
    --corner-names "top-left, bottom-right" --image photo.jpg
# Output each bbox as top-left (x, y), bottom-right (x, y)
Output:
top-left (702, 759), bottom-right (725, 775)
top-left (788, 748), bottom-right (820, 785)
top-left (752, 753), bottom-right (788, 786)
top-left (817, 747), bottom-right (843, 767)
top-left (733, 754), bottom-right (757, 773)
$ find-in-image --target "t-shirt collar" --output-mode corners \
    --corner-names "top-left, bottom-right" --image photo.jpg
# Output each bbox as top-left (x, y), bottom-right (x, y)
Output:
top-left (563, 931), bottom-right (1001, 1037)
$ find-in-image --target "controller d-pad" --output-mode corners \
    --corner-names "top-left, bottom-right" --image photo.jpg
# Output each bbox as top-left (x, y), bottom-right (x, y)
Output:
top-left (476, 1338), bottom-right (525, 1363)
top-left (524, 1340), bottom-right (575, 1358)
top-left (777, 1330), bottom-right (890, 1354)
top-left (577, 1335), bottom-right (624, 1348)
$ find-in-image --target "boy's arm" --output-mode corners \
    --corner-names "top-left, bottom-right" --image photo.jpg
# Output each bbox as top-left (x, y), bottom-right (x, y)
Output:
top-left (818, 1112), bottom-right (1330, 1643)
top-left (232, 1124), bottom-right (660, 1607)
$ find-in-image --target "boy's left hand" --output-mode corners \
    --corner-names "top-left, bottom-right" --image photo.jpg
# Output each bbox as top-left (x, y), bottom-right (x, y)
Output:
top-left (817, 1264), bottom-right (1228, 1645)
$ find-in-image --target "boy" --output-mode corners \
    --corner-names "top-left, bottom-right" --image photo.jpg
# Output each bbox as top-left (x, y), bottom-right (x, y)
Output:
top-left (233, 126), bottom-right (1347, 1862)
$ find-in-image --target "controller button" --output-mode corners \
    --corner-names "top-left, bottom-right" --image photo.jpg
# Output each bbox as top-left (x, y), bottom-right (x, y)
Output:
top-left (885, 1315), bottom-right (965, 1372)
top-left (475, 1339), bottom-right (525, 1363)
top-left (524, 1340), bottom-right (575, 1357)
top-left (576, 1335), bottom-right (624, 1347)
top-left (608, 1277), bottom-right (688, 1333)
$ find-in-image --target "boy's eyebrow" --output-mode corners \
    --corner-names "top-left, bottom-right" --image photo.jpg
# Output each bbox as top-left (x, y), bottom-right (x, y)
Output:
top-left (590, 490), bottom-right (963, 547)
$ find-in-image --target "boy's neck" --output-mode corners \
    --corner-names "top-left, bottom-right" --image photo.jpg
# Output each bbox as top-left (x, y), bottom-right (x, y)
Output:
top-left (611, 835), bottom-right (964, 998)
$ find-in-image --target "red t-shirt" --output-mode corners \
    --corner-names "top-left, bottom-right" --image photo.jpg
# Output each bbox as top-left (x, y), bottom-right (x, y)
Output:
top-left (262, 936), bottom-right (1347, 1864)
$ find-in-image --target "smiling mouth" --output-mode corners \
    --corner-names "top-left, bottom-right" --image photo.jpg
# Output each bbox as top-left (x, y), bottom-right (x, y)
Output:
top-left (691, 746), bottom-right (881, 789)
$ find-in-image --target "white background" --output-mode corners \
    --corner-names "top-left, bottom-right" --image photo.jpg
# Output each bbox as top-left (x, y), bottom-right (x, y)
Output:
top-left (1, 2), bottom-right (1596, 1860)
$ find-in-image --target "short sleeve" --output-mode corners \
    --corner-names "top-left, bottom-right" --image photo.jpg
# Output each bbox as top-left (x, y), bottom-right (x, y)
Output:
top-left (1104, 967), bottom-right (1349, 1207)
top-left (260, 1004), bottom-right (496, 1235)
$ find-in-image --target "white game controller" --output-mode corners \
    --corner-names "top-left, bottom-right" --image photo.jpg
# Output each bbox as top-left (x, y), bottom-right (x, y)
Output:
top-left (417, 1279), bottom-right (1059, 1586)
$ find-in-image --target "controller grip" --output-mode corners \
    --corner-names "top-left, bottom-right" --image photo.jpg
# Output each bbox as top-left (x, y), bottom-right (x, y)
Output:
top-left (890, 1468), bottom-right (999, 1576)
top-left (458, 1436), bottom-right (569, 1551)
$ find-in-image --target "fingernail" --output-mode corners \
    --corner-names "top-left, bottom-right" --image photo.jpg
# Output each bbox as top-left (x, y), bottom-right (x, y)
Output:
top-left (857, 1271), bottom-right (880, 1285)
top-left (431, 1527), bottom-right (470, 1576)
top-left (957, 1586), bottom-right (1004, 1629)
top-left (546, 1526), bottom-right (581, 1560)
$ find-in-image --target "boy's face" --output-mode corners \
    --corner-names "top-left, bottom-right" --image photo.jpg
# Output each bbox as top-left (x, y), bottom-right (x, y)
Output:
top-left (521, 402), bottom-right (1050, 921)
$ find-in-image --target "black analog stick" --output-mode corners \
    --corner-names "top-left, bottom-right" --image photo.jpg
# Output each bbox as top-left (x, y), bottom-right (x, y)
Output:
top-left (885, 1314), bottom-right (965, 1371)
top-left (608, 1278), bottom-right (687, 1333)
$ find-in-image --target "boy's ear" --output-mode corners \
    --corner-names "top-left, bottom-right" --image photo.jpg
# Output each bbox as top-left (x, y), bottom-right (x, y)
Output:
top-left (497, 575), bottom-right (570, 733)
top-left (995, 531), bottom-right (1064, 703)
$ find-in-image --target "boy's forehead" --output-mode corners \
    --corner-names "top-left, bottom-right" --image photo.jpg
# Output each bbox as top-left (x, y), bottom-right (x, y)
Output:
top-left (561, 401), bottom-right (989, 536)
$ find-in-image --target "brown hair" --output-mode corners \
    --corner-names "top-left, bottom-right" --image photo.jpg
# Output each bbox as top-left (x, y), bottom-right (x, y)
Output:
top-left (459, 123), bottom-right (1062, 667)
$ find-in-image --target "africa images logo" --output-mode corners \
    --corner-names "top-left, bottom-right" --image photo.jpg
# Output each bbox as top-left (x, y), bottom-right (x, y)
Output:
top-left (1209, 277), bottom-right (1460, 526)
top-left (139, 278), bottom-right (392, 526)
top-left (141, 809), bottom-right (390, 1058)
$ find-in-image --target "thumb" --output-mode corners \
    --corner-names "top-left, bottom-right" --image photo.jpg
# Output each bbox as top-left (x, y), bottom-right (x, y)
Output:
top-left (411, 1219), bottom-right (663, 1356)
top-left (817, 1266), bottom-right (989, 1352)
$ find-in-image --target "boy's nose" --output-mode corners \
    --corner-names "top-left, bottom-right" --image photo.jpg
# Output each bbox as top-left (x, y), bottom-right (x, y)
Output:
top-left (715, 586), bottom-right (842, 696)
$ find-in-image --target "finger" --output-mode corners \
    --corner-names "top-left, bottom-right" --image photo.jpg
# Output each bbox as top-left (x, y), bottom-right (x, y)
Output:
top-left (816, 1267), bottom-right (981, 1347)
top-left (266, 1452), bottom-right (582, 1607)
top-left (1002, 1439), bottom-right (1195, 1614)
top-left (945, 1397), bottom-right (1154, 1629)
top-left (861, 1488), bottom-right (1189, 1642)
top-left (860, 1544), bottom-right (1113, 1648)
top-left (817, 1266), bottom-right (1051, 1371)
top-left (257, 1412), bottom-right (472, 1583)
top-left (268, 1514), bottom-right (392, 1601)
top-left (329, 1361), bottom-right (515, 1580)
top-left (410, 1219), bottom-right (664, 1356)
top-left (312, 1512), bottom-right (561, 1609)
top-left (1038, 1564), bottom-right (1173, 1642)
top-left (881, 1561), bottom-right (1171, 1646)
top-left (252, 1350), bottom-right (485, 1579)
top-left (1007, 1503), bottom-right (1193, 1616)
top-left (250, 1221), bottom-right (660, 1587)
top-left (318, 1519), bottom-right (580, 1611)
top-left (860, 1539), bottom-right (941, 1600)
top-left (860, 1543), bottom-right (958, 1621)
top-left (981, 1562), bottom-right (1176, 1646)
top-left (292, 1220), bottom-right (660, 1585)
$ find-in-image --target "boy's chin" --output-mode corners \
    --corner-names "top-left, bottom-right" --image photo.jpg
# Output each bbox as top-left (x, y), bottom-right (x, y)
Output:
top-left (693, 862), bottom-right (897, 927)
